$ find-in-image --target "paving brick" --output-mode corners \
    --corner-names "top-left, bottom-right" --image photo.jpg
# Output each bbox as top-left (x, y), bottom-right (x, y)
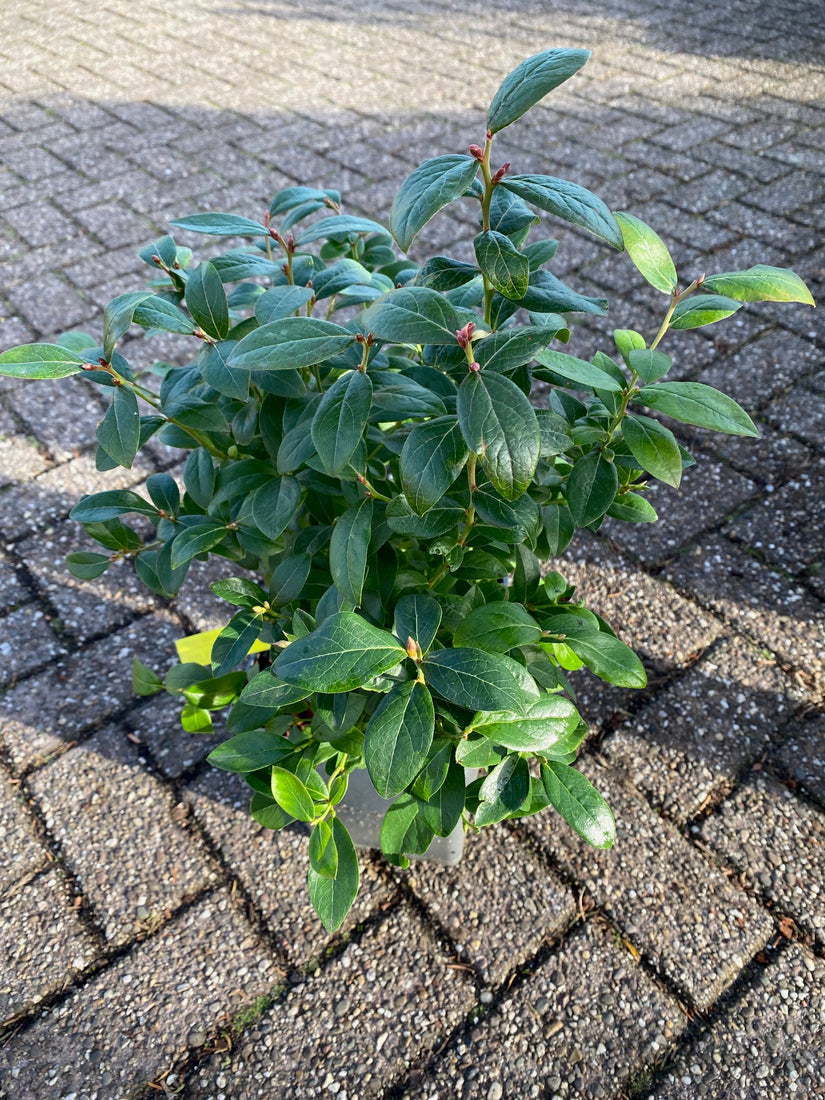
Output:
top-left (400, 824), bottom-right (575, 986)
top-left (701, 772), bottom-right (825, 945)
top-left (696, 328), bottom-right (823, 412)
top-left (764, 385), bottom-right (825, 448)
top-left (0, 611), bottom-right (179, 773)
top-left (727, 457), bottom-right (825, 600)
top-left (125, 691), bottom-right (223, 779)
top-left (0, 866), bottom-right (98, 1025)
top-left (666, 537), bottom-right (825, 690)
top-left (0, 602), bottom-right (65, 689)
top-left (0, 550), bottom-right (30, 614)
top-left (28, 723), bottom-right (216, 945)
top-left (525, 758), bottom-right (773, 1009)
top-left (5, 271), bottom-right (93, 334)
top-left (5, 375), bottom-right (104, 461)
top-left (20, 518), bottom-right (160, 643)
top-left (412, 920), bottom-right (685, 1100)
top-left (0, 401), bottom-right (49, 485)
top-left (603, 636), bottom-right (803, 822)
top-left (653, 945), bottom-right (825, 1099)
top-left (0, 768), bottom-right (48, 891)
top-left (0, 890), bottom-right (277, 1098)
top-left (699, 420), bottom-right (813, 488)
top-left (184, 766), bottom-right (393, 966)
top-left (770, 713), bottom-right (825, 808)
top-left (186, 905), bottom-right (475, 1100)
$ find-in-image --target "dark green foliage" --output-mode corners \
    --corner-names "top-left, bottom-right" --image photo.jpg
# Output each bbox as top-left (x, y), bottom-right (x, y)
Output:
top-left (0, 46), bottom-right (812, 932)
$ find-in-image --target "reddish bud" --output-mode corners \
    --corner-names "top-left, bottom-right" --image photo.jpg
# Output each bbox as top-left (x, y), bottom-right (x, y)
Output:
top-left (491, 162), bottom-right (510, 183)
top-left (455, 321), bottom-right (476, 348)
top-left (151, 253), bottom-right (162, 266)
top-left (486, 129), bottom-right (493, 140)
top-left (697, 272), bottom-right (706, 286)
top-left (469, 360), bottom-right (481, 373)
top-left (468, 144), bottom-right (484, 161)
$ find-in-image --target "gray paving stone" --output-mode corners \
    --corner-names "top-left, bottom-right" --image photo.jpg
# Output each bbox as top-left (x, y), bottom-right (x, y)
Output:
top-left (764, 385), bottom-right (825, 448)
top-left (666, 537), bottom-right (825, 691)
top-left (399, 824), bottom-right (575, 986)
top-left (4, 376), bottom-right (103, 462)
top-left (184, 766), bottom-right (393, 966)
top-left (525, 758), bottom-right (773, 1009)
top-left (602, 636), bottom-right (803, 823)
top-left (186, 905), bottom-right (475, 1100)
top-left (28, 723), bottom-right (216, 946)
top-left (0, 769), bottom-right (48, 891)
top-left (0, 890), bottom-right (277, 1099)
top-left (0, 550), bottom-right (29, 613)
top-left (411, 920), bottom-right (685, 1100)
top-left (770, 713), bottom-right (825, 807)
top-left (125, 691), bottom-right (223, 779)
top-left (0, 866), bottom-right (98, 1026)
top-left (0, 602), bottom-right (65, 689)
top-left (20, 519), bottom-right (160, 644)
top-left (696, 327), bottom-right (822, 412)
top-left (0, 401), bottom-right (48, 486)
top-left (605, 457), bottom-right (757, 567)
top-left (699, 420), bottom-right (813, 488)
top-left (700, 771), bottom-right (825, 946)
top-left (653, 945), bottom-right (825, 1099)
top-left (0, 610), bottom-right (179, 774)
top-left (727, 457), bottom-right (825, 600)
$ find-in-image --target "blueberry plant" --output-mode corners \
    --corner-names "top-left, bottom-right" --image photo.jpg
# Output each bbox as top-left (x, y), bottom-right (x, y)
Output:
top-left (1, 49), bottom-right (813, 931)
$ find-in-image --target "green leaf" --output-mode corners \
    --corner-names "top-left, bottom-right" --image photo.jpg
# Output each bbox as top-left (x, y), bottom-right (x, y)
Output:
top-left (170, 519), bottom-right (228, 569)
top-left (475, 755), bottom-right (530, 825)
top-left (702, 264), bottom-right (815, 306)
top-left (211, 577), bottom-right (269, 608)
top-left (536, 408), bottom-right (573, 457)
top-left (250, 793), bottom-right (293, 831)
top-left (400, 416), bottom-right (469, 514)
top-left (185, 260), bottom-right (230, 339)
top-left (70, 489), bottom-right (158, 523)
top-left (269, 553), bottom-right (312, 606)
top-left (453, 603), bottom-right (542, 653)
top-left (0, 343), bottom-right (86, 379)
top-left (360, 287), bottom-right (464, 346)
top-left (211, 608), bottom-right (262, 676)
top-left (183, 448), bottom-right (215, 508)
top-left (309, 820), bottom-right (338, 879)
top-left (297, 214), bottom-right (388, 245)
top-left (270, 766), bottom-right (316, 822)
top-left (132, 297), bottom-right (197, 336)
top-left (540, 761), bottom-right (615, 848)
top-left (518, 269), bottom-right (608, 315)
top-left (364, 680), bottom-right (435, 798)
top-left (457, 371), bottom-right (540, 501)
top-left (487, 48), bottom-right (590, 134)
top-left (473, 694), bottom-right (580, 752)
top-left (474, 326), bottom-right (565, 373)
top-left (329, 497), bottom-right (373, 606)
top-left (415, 256), bottom-right (480, 292)
top-left (543, 503), bottom-right (575, 555)
top-left (132, 656), bottom-right (164, 696)
top-left (543, 614), bottom-right (646, 688)
top-left (103, 292), bottom-right (150, 359)
top-left (311, 370), bottom-right (372, 475)
top-left (669, 294), bottom-right (741, 329)
top-left (243, 476), bottom-right (301, 541)
top-left (146, 473), bottom-right (180, 515)
top-left (626, 348), bottom-right (671, 384)
top-left (227, 673), bottom-right (309, 733)
top-left (502, 175), bottom-right (622, 249)
top-left (380, 794), bottom-right (434, 867)
top-left (534, 349), bottom-right (623, 392)
top-left (613, 211), bottom-right (677, 294)
top-left (474, 231), bottom-right (529, 299)
top-left (634, 381), bottom-right (758, 436)
top-left (95, 385), bottom-right (140, 468)
top-left (254, 284), bottom-right (314, 325)
top-left (565, 452), bottom-right (618, 526)
top-left (208, 730), bottom-right (295, 772)
top-left (170, 212), bottom-right (269, 237)
top-left (393, 594), bottom-right (442, 653)
top-left (607, 491), bottom-right (658, 524)
top-left (418, 759), bottom-right (466, 837)
top-left (391, 155), bottom-right (479, 251)
top-left (385, 495), bottom-right (463, 539)
top-left (181, 703), bottom-right (213, 733)
top-left (273, 612), bottom-right (405, 693)
top-left (229, 317), bottom-right (356, 371)
top-left (622, 413), bottom-right (683, 487)
top-left (181, 671), bottom-right (247, 709)
top-left (65, 551), bottom-right (111, 580)
top-left (308, 818), bottom-right (359, 931)
top-left (613, 329), bottom-right (646, 366)
top-left (411, 739), bottom-right (453, 801)
top-left (422, 648), bottom-right (527, 713)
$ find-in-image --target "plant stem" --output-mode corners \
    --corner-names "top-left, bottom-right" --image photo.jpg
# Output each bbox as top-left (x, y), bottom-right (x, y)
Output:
top-left (480, 133), bottom-right (495, 327)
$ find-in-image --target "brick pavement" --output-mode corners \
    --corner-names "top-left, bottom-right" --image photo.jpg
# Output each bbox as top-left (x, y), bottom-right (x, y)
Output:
top-left (0, 1), bottom-right (823, 1097)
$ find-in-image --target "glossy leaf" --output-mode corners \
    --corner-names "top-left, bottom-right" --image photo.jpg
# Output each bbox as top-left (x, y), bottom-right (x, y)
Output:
top-left (543, 614), bottom-right (646, 688)
top-left (474, 230), bottom-right (529, 300)
top-left (534, 348), bottom-right (623, 392)
top-left (273, 612), bottom-right (405, 693)
top-left (422, 648), bottom-right (527, 714)
top-left (254, 285), bottom-right (314, 325)
top-left (170, 212), bottom-right (269, 236)
top-left (360, 286), bottom-right (465, 346)
top-left (329, 497), bottom-right (373, 606)
top-left (626, 348), bottom-right (671, 384)
top-left (457, 371), bottom-right (540, 500)
top-left (669, 294), bottom-right (741, 329)
top-left (132, 656), bottom-right (164, 696)
top-left (308, 817), bottom-right (359, 932)
top-left (502, 175), bottom-right (622, 249)
top-left (622, 413), bottom-right (683, 487)
top-left (415, 256), bottom-right (479, 292)
top-left (474, 326), bottom-right (565, 374)
top-left (393, 594), bottom-right (442, 653)
top-left (309, 820), bottom-right (338, 879)
top-left (400, 416), bottom-right (469, 514)
top-left (170, 519), bottom-right (228, 568)
top-left (96, 385), bottom-right (140, 467)
top-left (70, 489), bottom-right (158, 523)
top-left (185, 260), bottom-right (230, 339)
top-left (271, 767), bottom-right (316, 822)
top-left (0, 343), bottom-right (86, 379)
top-left (311, 370), bottom-right (372, 475)
top-left (487, 48), bottom-right (590, 134)
top-left (473, 694), bottom-right (580, 752)
top-left (243, 476), bottom-right (302, 541)
top-left (380, 794), bottom-right (434, 867)
top-left (613, 211), bottom-right (677, 294)
top-left (132, 297), bottom-right (197, 336)
top-left (364, 680), bottom-right (435, 798)
top-left (207, 730), bottom-right (296, 773)
top-left (229, 317), bottom-right (356, 371)
top-left (518, 269), bottom-right (608, 315)
top-left (297, 214), bottom-right (388, 244)
top-left (391, 155), bottom-right (479, 251)
top-left (702, 264), bottom-right (814, 305)
top-left (540, 762), bottom-right (615, 848)
top-left (475, 754), bottom-right (530, 825)
top-left (211, 608), bottom-right (262, 676)
top-left (634, 381), bottom-right (758, 436)
top-left (453, 602), bottom-right (542, 653)
top-left (103, 292), bottom-right (149, 359)
top-left (565, 451), bottom-right (618, 526)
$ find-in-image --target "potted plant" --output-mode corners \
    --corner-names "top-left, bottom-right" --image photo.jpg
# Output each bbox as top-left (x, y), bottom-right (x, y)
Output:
top-left (0, 49), bottom-right (813, 933)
